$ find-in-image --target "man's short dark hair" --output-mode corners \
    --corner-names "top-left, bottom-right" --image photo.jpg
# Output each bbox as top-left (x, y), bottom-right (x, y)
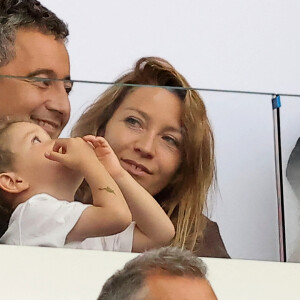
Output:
top-left (0, 0), bottom-right (69, 66)
top-left (98, 247), bottom-right (208, 300)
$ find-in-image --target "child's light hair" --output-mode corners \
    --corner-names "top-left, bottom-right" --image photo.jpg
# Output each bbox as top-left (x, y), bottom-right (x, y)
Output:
top-left (0, 116), bottom-right (33, 237)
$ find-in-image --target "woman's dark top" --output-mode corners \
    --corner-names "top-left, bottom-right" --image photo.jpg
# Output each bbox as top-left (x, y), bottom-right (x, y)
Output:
top-left (193, 218), bottom-right (230, 258)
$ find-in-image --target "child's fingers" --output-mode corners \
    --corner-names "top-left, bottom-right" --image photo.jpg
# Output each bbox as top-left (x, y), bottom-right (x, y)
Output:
top-left (85, 141), bottom-right (95, 149)
top-left (82, 135), bottom-right (95, 143)
top-left (83, 135), bottom-right (102, 148)
top-left (94, 136), bottom-right (106, 142)
top-left (52, 139), bottom-right (69, 153)
top-left (83, 135), bottom-right (107, 143)
top-left (89, 136), bottom-right (110, 148)
top-left (44, 151), bottom-right (65, 163)
top-left (94, 137), bottom-right (111, 149)
top-left (82, 135), bottom-right (96, 141)
top-left (82, 135), bottom-right (98, 144)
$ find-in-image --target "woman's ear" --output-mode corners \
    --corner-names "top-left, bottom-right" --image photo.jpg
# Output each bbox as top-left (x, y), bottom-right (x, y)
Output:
top-left (0, 172), bottom-right (29, 194)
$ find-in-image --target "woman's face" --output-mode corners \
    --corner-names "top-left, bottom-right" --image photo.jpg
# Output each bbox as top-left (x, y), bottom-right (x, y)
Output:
top-left (104, 87), bottom-right (183, 195)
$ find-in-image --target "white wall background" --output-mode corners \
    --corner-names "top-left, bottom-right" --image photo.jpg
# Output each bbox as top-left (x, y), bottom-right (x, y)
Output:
top-left (40, 0), bottom-right (300, 261)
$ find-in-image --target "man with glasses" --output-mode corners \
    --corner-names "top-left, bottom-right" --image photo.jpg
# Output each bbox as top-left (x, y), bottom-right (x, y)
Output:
top-left (0, 0), bottom-right (72, 139)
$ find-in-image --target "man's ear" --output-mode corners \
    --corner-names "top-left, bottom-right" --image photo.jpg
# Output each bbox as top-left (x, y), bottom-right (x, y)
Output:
top-left (0, 172), bottom-right (29, 194)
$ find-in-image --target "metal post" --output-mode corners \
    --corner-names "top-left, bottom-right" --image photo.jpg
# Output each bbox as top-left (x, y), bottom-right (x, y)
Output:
top-left (272, 94), bottom-right (286, 262)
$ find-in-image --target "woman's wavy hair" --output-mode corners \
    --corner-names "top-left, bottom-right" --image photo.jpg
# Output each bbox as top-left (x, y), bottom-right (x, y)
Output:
top-left (72, 57), bottom-right (216, 251)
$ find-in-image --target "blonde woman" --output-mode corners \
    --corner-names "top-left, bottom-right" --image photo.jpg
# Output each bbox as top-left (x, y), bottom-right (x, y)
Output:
top-left (72, 57), bottom-right (229, 257)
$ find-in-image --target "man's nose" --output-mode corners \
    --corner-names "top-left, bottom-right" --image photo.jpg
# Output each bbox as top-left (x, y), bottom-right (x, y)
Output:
top-left (134, 132), bottom-right (156, 158)
top-left (45, 80), bottom-right (70, 122)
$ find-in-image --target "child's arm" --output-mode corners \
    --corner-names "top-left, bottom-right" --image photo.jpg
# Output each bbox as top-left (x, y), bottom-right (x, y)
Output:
top-left (114, 171), bottom-right (175, 252)
top-left (45, 137), bottom-right (132, 243)
top-left (83, 135), bottom-right (175, 252)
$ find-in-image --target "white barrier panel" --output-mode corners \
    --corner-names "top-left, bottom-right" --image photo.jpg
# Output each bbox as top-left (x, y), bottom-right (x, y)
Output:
top-left (0, 245), bottom-right (299, 300)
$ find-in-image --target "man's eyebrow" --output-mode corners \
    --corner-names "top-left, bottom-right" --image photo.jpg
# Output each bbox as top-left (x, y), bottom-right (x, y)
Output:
top-left (26, 69), bottom-right (71, 80)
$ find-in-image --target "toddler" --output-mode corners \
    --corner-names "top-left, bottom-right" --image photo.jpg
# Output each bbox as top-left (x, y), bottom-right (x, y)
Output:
top-left (0, 120), bottom-right (175, 252)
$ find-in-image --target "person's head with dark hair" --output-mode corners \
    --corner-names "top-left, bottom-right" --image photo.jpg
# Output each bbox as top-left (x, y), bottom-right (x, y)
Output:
top-left (0, 0), bottom-right (72, 138)
top-left (98, 246), bottom-right (218, 300)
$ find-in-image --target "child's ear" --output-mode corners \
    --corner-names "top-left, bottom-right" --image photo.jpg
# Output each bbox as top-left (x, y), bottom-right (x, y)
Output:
top-left (0, 173), bottom-right (29, 194)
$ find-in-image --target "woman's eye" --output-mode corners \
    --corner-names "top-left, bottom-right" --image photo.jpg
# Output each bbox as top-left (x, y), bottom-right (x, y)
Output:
top-left (125, 117), bottom-right (141, 127)
top-left (32, 136), bottom-right (41, 144)
top-left (162, 136), bottom-right (180, 147)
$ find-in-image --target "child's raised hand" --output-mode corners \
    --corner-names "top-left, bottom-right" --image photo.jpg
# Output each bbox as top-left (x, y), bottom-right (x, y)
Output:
top-left (45, 137), bottom-right (96, 172)
top-left (82, 135), bottom-right (123, 178)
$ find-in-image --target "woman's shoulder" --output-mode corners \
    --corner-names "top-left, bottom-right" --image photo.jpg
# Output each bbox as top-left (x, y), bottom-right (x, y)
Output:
top-left (193, 217), bottom-right (230, 258)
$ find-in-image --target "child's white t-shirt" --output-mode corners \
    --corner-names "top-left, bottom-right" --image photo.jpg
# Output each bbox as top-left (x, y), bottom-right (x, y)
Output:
top-left (0, 193), bottom-right (134, 252)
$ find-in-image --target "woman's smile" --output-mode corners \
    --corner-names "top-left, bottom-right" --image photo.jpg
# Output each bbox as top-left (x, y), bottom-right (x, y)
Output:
top-left (121, 159), bottom-right (153, 176)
